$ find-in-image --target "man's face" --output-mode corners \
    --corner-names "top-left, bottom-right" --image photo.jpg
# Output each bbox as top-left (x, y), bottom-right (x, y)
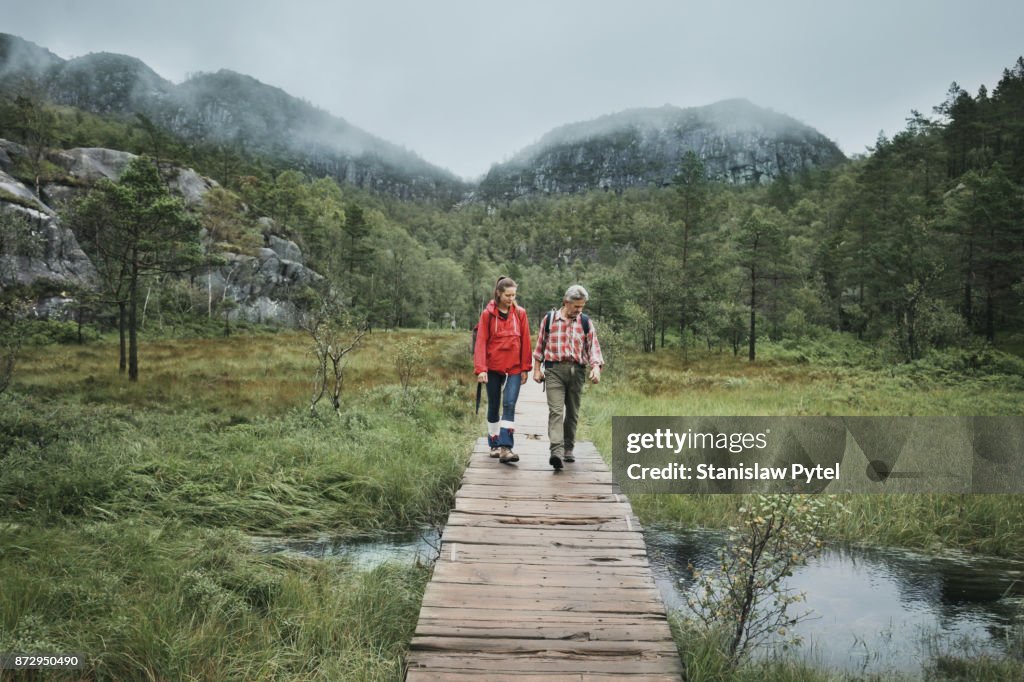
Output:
top-left (564, 298), bottom-right (586, 319)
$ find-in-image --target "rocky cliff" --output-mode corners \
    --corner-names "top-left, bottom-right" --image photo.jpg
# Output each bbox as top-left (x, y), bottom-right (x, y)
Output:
top-left (479, 99), bottom-right (846, 199)
top-left (0, 140), bottom-right (322, 326)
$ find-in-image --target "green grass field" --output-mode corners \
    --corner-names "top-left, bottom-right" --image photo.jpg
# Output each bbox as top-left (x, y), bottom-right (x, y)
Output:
top-left (584, 336), bottom-right (1024, 557)
top-left (1, 328), bottom-right (477, 680)
top-left (2, 327), bottom-right (1022, 680)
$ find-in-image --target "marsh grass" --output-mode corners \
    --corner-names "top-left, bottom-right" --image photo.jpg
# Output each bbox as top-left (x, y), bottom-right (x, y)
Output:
top-left (0, 522), bottom-right (428, 680)
top-left (589, 337), bottom-right (1024, 679)
top-left (1, 328), bottom-right (475, 680)
top-left (584, 339), bottom-right (1024, 556)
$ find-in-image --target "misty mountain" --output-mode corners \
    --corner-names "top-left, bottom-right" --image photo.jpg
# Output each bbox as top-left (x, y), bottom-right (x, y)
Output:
top-left (0, 33), bottom-right (467, 200)
top-left (1, 33), bottom-right (847, 204)
top-left (479, 99), bottom-right (846, 199)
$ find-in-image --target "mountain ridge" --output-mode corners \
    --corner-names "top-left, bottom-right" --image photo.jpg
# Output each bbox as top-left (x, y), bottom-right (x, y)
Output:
top-left (1, 33), bottom-right (845, 201)
top-left (0, 33), bottom-right (467, 200)
top-left (481, 98), bottom-right (846, 199)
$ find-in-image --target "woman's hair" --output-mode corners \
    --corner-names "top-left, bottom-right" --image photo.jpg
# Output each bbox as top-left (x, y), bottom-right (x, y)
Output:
top-left (493, 276), bottom-right (518, 305)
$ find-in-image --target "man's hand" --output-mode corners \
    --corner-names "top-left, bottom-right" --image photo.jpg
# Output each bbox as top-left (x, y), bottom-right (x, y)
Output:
top-left (477, 371), bottom-right (487, 383)
top-left (589, 365), bottom-right (601, 384)
top-left (533, 368), bottom-right (544, 383)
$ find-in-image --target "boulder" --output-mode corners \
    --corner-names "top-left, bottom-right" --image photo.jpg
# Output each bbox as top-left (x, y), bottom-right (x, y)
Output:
top-left (0, 169), bottom-right (55, 215)
top-left (0, 204), bottom-right (97, 289)
top-left (201, 243), bottom-right (321, 326)
top-left (49, 147), bottom-right (136, 184)
top-left (0, 139), bottom-right (28, 173)
top-left (166, 166), bottom-right (218, 207)
top-left (268, 235), bottom-right (303, 264)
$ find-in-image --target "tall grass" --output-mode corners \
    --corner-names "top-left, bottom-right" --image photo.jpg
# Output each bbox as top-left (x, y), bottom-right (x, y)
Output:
top-left (0, 327), bottom-right (477, 680)
top-left (0, 521), bottom-right (428, 680)
top-left (583, 338), bottom-right (1024, 557)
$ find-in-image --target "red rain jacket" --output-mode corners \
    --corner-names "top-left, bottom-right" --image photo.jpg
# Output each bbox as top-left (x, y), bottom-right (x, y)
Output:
top-left (473, 301), bottom-right (532, 375)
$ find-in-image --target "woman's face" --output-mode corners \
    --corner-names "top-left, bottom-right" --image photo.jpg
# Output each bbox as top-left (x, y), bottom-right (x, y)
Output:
top-left (498, 286), bottom-right (517, 308)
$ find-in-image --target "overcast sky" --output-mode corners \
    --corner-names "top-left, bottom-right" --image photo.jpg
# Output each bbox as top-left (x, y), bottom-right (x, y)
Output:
top-left (4, 0), bottom-right (1023, 179)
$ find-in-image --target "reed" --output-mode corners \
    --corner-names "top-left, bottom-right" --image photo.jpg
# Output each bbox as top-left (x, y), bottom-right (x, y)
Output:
top-left (584, 340), bottom-right (1024, 557)
top-left (1, 328), bottom-right (476, 680)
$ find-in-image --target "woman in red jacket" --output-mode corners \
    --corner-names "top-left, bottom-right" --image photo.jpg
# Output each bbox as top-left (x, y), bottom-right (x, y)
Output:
top-left (473, 276), bottom-right (532, 463)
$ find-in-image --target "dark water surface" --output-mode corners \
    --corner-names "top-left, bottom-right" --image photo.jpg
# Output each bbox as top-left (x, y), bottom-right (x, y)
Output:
top-left (644, 525), bottom-right (1024, 674)
top-left (252, 527), bottom-right (441, 569)
top-left (251, 524), bottom-right (1022, 674)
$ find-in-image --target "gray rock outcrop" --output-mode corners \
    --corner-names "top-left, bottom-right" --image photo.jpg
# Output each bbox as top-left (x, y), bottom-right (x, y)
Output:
top-left (0, 202), bottom-right (97, 289)
top-left (49, 147), bottom-right (135, 184)
top-left (0, 140), bottom-right (321, 327)
top-left (204, 238), bottom-right (321, 326)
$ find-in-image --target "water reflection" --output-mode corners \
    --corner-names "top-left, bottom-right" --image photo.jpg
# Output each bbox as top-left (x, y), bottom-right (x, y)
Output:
top-left (645, 525), bottom-right (1024, 674)
top-left (252, 527), bottom-right (441, 570)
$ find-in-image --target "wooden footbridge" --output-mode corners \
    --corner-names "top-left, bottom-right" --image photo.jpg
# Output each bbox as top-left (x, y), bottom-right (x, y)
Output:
top-left (405, 379), bottom-right (683, 680)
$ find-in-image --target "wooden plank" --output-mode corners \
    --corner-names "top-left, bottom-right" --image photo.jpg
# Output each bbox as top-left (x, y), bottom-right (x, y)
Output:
top-left (410, 637), bottom-right (678, 655)
top-left (423, 582), bottom-right (663, 603)
top-left (419, 594), bottom-right (667, 615)
top-left (456, 484), bottom-right (622, 500)
top-left (403, 667), bottom-right (684, 679)
top-left (416, 607), bottom-right (669, 624)
top-left (414, 622), bottom-right (673, 642)
top-left (443, 516), bottom-right (636, 532)
top-left (440, 526), bottom-right (647, 547)
top-left (431, 563), bottom-right (656, 589)
top-left (406, 653), bottom-right (683, 675)
top-left (407, 379), bottom-right (680, 679)
top-left (439, 546), bottom-right (650, 568)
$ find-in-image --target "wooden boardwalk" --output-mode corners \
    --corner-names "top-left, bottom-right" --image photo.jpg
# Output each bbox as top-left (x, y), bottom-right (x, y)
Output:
top-left (405, 379), bottom-right (683, 681)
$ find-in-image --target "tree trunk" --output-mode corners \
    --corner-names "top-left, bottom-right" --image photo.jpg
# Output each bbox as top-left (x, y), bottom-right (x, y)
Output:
top-left (985, 286), bottom-right (995, 343)
top-left (748, 270), bottom-right (757, 362)
top-left (118, 301), bottom-right (127, 374)
top-left (129, 277), bottom-right (139, 382)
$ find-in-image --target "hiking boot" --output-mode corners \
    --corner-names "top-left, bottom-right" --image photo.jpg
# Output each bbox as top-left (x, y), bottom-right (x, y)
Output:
top-left (563, 449), bottom-right (575, 463)
top-left (499, 447), bottom-right (519, 464)
top-left (490, 446), bottom-right (501, 457)
top-left (549, 454), bottom-right (563, 471)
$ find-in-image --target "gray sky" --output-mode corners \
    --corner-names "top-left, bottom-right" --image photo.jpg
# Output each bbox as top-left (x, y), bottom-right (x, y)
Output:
top-left (4, 0), bottom-right (1022, 180)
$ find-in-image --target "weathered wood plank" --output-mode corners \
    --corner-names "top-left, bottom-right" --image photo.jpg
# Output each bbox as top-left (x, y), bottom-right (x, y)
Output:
top-left (431, 563), bottom-right (657, 589)
top-left (413, 622), bottom-right (673, 641)
top-left (440, 526), bottom-right (647, 547)
top-left (410, 637), bottom-right (678, 655)
top-left (416, 604), bottom-right (669, 620)
top-left (439, 545), bottom-right (650, 567)
top-left (406, 653), bottom-right (683, 675)
top-left (443, 514), bottom-right (637, 532)
top-left (407, 672), bottom-right (680, 682)
top-left (406, 380), bottom-right (680, 679)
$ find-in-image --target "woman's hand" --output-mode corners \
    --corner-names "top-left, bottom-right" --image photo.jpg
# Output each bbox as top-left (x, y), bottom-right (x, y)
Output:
top-left (477, 371), bottom-right (487, 383)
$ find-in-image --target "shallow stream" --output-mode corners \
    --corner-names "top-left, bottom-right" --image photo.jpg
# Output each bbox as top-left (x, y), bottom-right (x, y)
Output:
top-left (251, 524), bottom-right (1022, 674)
top-left (644, 525), bottom-right (1024, 675)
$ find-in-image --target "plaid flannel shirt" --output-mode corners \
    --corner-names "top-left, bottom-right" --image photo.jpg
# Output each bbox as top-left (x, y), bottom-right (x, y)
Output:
top-left (533, 309), bottom-right (604, 368)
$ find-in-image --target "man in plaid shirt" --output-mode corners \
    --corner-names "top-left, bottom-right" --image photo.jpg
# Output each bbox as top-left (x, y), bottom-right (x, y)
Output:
top-left (532, 285), bottom-right (604, 471)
